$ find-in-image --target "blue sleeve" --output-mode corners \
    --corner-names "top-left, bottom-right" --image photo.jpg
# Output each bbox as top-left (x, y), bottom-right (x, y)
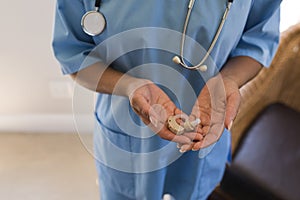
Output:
top-left (52, 0), bottom-right (96, 75)
top-left (230, 0), bottom-right (282, 67)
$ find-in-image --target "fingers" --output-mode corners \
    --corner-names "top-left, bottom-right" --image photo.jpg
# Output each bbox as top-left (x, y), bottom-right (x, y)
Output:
top-left (132, 101), bottom-right (193, 144)
top-left (172, 135), bottom-right (192, 144)
top-left (158, 128), bottom-right (192, 144)
top-left (183, 132), bottom-right (203, 142)
top-left (225, 92), bottom-right (241, 130)
top-left (149, 104), bottom-right (167, 127)
top-left (192, 133), bottom-right (218, 150)
top-left (138, 113), bottom-right (194, 144)
top-left (131, 96), bottom-right (152, 121)
top-left (178, 143), bottom-right (194, 153)
top-left (175, 132), bottom-right (204, 153)
top-left (190, 102), bottom-right (201, 120)
top-left (131, 98), bottom-right (165, 128)
top-left (181, 115), bottom-right (225, 151)
top-left (174, 76), bottom-right (241, 153)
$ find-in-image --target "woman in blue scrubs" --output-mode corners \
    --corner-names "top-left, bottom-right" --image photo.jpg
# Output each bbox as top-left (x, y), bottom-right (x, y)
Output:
top-left (52, 0), bottom-right (281, 199)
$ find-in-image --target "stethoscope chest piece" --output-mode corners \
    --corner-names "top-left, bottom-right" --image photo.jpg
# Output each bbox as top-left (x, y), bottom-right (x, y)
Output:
top-left (81, 10), bottom-right (106, 36)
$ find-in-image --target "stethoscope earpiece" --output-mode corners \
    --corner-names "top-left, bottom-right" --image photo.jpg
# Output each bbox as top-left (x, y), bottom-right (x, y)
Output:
top-left (172, 56), bottom-right (182, 65)
top-left (172, 56), bottom-right (208, 72)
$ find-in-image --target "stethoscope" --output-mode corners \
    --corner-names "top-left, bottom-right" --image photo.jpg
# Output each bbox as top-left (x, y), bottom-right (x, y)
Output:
top-left (81, 0), bottom-right (106, 36)
top-left (81, 0), bottom-right (234, 72)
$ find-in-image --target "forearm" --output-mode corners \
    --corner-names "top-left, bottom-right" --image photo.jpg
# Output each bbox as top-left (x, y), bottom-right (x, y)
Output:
top-left (220, 56), bottom-right (263, 88)
top-left (70, 62), bottom-right (147, 97)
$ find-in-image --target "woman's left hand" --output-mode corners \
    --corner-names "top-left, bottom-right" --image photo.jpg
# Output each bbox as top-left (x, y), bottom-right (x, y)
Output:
top-left (179, 75), bottom-right (241, 152)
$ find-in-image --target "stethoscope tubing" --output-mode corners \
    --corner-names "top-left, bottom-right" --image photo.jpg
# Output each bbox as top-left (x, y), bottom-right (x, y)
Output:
top-left (82, 0), bottom-right (234, 71)
top-left (95, 0), bottom-right (101, 11)
top-left (177, 0), bottom-right (233, 70)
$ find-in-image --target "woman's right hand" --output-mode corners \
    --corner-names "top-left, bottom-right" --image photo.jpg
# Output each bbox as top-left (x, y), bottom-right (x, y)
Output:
top-left (128, 79), bottom-right (201, 144)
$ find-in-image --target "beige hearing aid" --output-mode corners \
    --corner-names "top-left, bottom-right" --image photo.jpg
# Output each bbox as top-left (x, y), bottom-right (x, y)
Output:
top-left (167, 114), bottom-right (201, 135)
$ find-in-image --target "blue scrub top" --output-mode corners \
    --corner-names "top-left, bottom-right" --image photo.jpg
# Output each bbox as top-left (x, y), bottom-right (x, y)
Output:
top-left (52, 0), bottom-right (281, 199)
top-left (53, 0), bottom-right (281, 74)
top-left (52, 0), bottom-right (281, 140)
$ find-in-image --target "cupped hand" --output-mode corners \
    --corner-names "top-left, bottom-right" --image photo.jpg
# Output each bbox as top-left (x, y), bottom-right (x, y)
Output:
top-left (179, 75), bottom-right (241, 152)
top-left (128, 79), bottom-right (200, 144)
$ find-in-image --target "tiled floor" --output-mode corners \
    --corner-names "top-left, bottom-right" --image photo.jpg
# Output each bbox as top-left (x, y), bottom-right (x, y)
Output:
top-left (0, 133), bottom-right (99, 200)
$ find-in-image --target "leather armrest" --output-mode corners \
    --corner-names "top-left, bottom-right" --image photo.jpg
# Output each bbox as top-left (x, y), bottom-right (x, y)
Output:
top-left (220, 103), bottom-right (300, 200)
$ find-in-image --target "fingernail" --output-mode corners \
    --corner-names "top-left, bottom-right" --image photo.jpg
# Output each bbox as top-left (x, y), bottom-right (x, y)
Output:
top-left (179, 145), bottom-right (187, 153)
top-left (177, 143), bottom-right (181, 149)
top-left (228, 120), bottom-right (233, 131)
top-left (192, 148), bottom-right (198, 151)
top-left (179, 149), bottom-right (186, 153)
top-left (179, 145), bottom-right (190, 153)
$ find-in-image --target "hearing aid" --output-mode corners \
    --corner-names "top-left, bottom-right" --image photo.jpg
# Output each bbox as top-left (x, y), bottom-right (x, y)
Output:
top-left (167, 114), bottom-right (201, 135)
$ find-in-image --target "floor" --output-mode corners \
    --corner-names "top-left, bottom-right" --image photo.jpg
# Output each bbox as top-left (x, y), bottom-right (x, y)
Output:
top-left (0, 133), bottom-right (99, 200)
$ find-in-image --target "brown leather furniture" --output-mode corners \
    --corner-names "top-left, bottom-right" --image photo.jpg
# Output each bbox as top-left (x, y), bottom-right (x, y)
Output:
top-left (220, 103), bottom-right (300, 200)
top-left (209, 23), bottom-right (300, 200)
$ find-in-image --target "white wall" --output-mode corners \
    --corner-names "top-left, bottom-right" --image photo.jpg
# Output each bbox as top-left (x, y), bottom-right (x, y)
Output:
top-left (280, 0), bottom-right (300, 32)
top-left (0, 1), bottom-right (93, 133)
top-left (0, 1), bottom-right (72, 114)
top-left (0, 0), bottom-right (299, 133)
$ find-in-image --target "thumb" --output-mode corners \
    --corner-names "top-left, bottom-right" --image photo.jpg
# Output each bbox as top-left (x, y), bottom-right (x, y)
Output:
top-left (225, 92), bottom-right (241, 130)
top-left (130, 96), bottom-right (152, 121)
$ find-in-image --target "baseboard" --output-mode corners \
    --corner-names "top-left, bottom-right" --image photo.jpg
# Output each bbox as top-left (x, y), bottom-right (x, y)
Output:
top-left (0, 114), bottom-right (94, 134)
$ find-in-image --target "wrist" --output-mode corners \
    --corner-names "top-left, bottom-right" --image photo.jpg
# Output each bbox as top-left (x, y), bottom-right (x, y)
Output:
top-left (220, 56), bottom-right (263, 88)
top-left (124, 77), bottom-right (151, 99)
